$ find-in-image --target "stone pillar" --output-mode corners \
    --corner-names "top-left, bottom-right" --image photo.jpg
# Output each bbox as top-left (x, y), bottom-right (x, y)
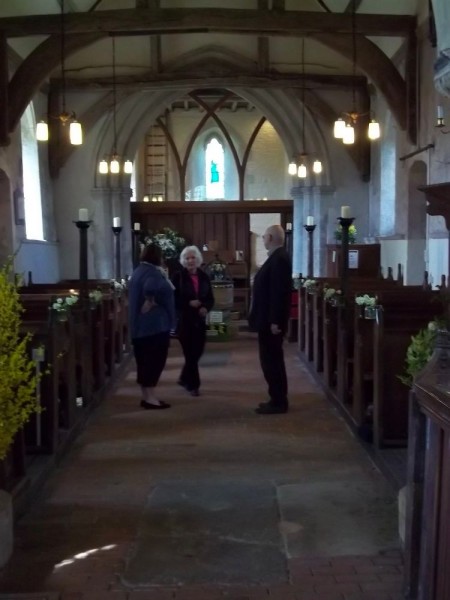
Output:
top-left (91, 186), bottom-right (133, 279)
top-left (291, 184), bottom-right (335, 277)
top-left (432, 0), bottom-right (450, 97)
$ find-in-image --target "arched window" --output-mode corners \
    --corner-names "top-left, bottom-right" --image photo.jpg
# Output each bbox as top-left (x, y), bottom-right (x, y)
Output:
top-left (205, 138), bottom-right (224, 199)
top-left (20, 105), bottom-right (44, 240)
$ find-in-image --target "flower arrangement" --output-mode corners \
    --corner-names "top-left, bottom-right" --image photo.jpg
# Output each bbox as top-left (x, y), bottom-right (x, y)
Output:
top-left (302, 278), bottom-right (317, 290)
top-left (398, 321), bottom-right (439, 388)
top-left (143, 227), bottom-right (186, 259)
top-left (335, 223), bottom-right (357, 244)
top-left (355, 294), bottom-right (376, 307)
top-left (324, 287), bottom-right (342, 302)
top-left (111, 279), bottom-right (127, 293)
top-left (0, 259), bottom-right (41, 460)
top-left (51, 295), bottom-right (79, 313)
top-left (89, 289), bottom-right (103, 304)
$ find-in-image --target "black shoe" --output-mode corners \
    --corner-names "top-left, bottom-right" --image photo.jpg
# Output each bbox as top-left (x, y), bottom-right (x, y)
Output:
top-left (140, 400), bottom-right (171, 410)
top-left (258, 401), bottom-right (272, 408)
top-left (255, 403), bottom-right (288, 415)
top-left (189, 389), bottom-right (200, 397)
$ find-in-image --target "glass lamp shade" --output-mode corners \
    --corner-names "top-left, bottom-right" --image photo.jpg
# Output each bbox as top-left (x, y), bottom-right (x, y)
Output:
top-left (69, 120), bottom-right (83, 145)
top-left (124, 159), bottom-right (133, 174)
top-left (342, 124), bottom-right (355, 145)
top-left (313, 159), bottom-right (322, 174)
top-left (334, 118), bottom-right (346, 139)
top-left (297, 163), bottom-right (307, 178)
top-left (36, 120), bottom-right (49, 141)
top-left (142, 195), bottom-right (150, 202)
top-left (110, 157), bottom-right (120, 174)
top-left (157, 196), bottom-right (164, 202)
top-left (368, 119), bottom-right (381, 140)
top-left (98, 159), bottom-right (109, 174)
top-left (288, 161), bottom-right (297, 175)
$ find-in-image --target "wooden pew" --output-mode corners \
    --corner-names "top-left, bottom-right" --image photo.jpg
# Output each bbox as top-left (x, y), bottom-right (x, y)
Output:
top-left (19, 295), bottom-right (77, 454)
top-left (372, 294), bottom-right (442, 447)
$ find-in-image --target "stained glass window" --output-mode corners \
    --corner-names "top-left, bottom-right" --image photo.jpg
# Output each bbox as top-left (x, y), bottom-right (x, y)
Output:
top-left (205, 138), bottom-right (224, 199)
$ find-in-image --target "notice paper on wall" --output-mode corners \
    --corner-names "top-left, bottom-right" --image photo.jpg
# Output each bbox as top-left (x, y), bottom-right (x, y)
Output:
top-left (348, 250), bottom-right (359, 269)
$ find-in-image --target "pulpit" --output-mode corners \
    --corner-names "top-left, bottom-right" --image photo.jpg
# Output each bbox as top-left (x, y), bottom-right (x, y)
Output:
top-left (326, 244), bottom-right (381, 278)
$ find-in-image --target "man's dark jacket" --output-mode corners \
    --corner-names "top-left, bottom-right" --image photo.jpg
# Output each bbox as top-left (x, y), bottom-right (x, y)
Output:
top-left (248, 246), bottom-right (292, 334)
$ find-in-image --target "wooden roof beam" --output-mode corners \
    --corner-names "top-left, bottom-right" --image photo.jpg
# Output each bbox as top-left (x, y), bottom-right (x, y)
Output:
top-left (0, 9), bottom-right (415, 38)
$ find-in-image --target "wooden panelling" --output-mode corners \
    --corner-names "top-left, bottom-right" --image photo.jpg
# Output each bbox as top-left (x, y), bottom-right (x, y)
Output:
top-left (131, 200), bottom-right (292, 259)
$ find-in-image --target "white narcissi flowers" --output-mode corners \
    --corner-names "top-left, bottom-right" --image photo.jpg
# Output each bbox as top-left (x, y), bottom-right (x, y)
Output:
top-left (302, 278), bottom-right (316, 289)
top-left (89, 290), bottom-right (103, 303)
top-left (111, 279), bottom-right (127, 292)
top-left (355, 294), bottom-right (377, 307)
top-left (52, 294), bottom-right (79, 312)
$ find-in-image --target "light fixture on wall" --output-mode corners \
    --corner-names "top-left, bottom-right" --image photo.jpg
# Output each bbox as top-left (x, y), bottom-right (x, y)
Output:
top-left (288, 38), bottom-right (323, 178)
top-left (333, 0), bottom-right (380, 145)
top-left (36, 0), bottom-right (82, 145)
top-left (436, 105), bottom-right (450, 134)
top-left (98, 36), bottom-right (133, 175)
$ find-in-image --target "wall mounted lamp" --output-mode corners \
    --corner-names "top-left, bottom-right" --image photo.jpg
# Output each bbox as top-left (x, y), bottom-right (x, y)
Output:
top-left (436, 105), bottom-right (450, 134)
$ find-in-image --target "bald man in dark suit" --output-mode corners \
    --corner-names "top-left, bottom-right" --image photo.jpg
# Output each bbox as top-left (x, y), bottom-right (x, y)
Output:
top-left (248, 224), bottom-right (292, 414)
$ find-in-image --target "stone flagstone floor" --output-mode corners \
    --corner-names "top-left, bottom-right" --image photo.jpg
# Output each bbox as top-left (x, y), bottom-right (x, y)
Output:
top-left (0, 333), bottom-right (404, 600)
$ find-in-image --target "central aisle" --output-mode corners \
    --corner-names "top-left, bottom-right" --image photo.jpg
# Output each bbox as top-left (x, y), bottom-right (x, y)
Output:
top-left (0, 333), bottom-right (403, 599)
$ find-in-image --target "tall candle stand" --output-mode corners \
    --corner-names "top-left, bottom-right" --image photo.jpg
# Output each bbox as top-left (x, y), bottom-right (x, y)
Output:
top-left (75, 219), bottom-right (92, 299)
top-left (337, 216), bottom-right (354, 300)
top-left (304, 224), bottom-right (316, 278)
top-left (112, 226), bottom-right (123, 280)
top-left (132, 227), bottom-right (141, 268)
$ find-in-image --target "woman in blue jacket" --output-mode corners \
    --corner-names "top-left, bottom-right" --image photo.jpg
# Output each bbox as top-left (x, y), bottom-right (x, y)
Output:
top-left (128, 244), bottom-right (176, 409)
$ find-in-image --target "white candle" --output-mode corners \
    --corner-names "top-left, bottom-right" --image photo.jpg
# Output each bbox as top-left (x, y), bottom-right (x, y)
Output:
top-left (78, 208), bottom-right (88, 221)
top-left (113, 217), bottom-right (121, 227)
top-left (306, 216), bottom-right (314, 226)
top-left (437, 105), bottom-right (444, 119)
top-left (340, 206), bottom-right (351, 218)
top-left (134, 222), bottom-right (141, 231)
top-left (286, 222), bottom-right (292, 231)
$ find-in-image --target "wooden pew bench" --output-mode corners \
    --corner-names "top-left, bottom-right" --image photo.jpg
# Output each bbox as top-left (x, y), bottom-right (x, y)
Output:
top-left (19, 296), bottom-right (77, 454)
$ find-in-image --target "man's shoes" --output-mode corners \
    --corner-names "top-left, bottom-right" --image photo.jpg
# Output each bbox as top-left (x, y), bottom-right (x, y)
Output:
top-left (189, 389), bottom-right (200, 397)
top-left (140, 400), bottom-right (171, 410)
top-left (255, 403), bottom-right (288, 414)
top-left (177, 379), bottom-right (188, 389)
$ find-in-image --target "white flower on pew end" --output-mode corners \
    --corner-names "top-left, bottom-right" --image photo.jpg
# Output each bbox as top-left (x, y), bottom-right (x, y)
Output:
top-left (324, 287), bottom-right (342, 299)
top-left (51, 295), bottom-right (78, 312)
top-left (302, 278), bottom-right (316, 289)
top-left (89, 290), bottom-right (103, 303)
top-left (110, 279), bottom-right (126, 292)
top-left (355, 294), bottom-right (377, 307)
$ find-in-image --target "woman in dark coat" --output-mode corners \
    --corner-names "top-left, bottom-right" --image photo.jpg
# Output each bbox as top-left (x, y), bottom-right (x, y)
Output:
top-left (172, 245), bottom-right (214, 396)
top-left (128, 244), bottom-right (176, 409)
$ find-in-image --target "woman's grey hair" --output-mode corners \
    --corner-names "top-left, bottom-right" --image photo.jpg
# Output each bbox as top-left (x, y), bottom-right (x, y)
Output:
top-left (179, 245), bottom-right (203, 267)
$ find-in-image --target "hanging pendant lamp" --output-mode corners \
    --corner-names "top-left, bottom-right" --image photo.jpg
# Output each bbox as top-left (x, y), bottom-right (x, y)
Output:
top-left (98, 36), bottom-right (133, 175)
top-left (36, 0), bottom-right (82, 145)
top-left (333, 0), bottom-right (380, 144)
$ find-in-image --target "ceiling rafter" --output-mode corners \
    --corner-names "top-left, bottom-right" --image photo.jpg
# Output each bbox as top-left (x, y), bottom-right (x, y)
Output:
top-left (0, 9), bottom-right (415, 38)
